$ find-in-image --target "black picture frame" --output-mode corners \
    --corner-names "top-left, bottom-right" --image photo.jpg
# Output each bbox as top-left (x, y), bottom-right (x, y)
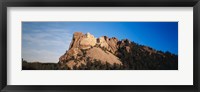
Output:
top-left (0, 0), bottom-right (200, 92)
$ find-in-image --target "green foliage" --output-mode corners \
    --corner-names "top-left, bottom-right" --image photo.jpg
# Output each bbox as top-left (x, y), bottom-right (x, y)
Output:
top-left (22, 59), bottom-right (59, 70)
top-left (67, 58), bottom-right (123, 70)
top-left (116, 42), bottom-right (178, 70)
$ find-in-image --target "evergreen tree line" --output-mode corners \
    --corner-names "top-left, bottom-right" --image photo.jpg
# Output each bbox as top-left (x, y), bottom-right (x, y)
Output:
top-left (116, 42), bottom-right (178, 70)
top-left (61, 59), bottom-right (123, 70)
top-left (22, 59), bottom-right (59, 70)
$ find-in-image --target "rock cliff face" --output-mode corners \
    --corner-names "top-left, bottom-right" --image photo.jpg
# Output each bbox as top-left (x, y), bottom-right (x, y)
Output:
top-left (59, 32), bottom-right (122, 69)
top-left (58, 32), bottom-right (178, 70)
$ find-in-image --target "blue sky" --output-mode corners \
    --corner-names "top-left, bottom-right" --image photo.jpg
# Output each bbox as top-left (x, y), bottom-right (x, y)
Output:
top-left (22, 22), bottom-right (178, 63)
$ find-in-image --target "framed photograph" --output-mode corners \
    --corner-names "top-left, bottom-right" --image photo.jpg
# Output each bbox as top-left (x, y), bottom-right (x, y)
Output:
top-left (0, 0), bottom-right (200, 92)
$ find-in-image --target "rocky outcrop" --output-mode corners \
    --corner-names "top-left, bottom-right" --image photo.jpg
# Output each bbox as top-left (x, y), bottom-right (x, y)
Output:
top-left (59, 32), bottom-right (122, 69)
top-left (80, 33), bottom-right (96, 49)
top-left (68, 32), bottom-right (84, 49)
top-left (97, 36), bottom-right (109, 49)
top-left (96, 36), bottom-right (119, 53)
top-left (106, 37), bottom-right (119, 53)
top-left (68, 32), bottom-right (97, 50)
top-left (58, 32), bottom-right (178, 70)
